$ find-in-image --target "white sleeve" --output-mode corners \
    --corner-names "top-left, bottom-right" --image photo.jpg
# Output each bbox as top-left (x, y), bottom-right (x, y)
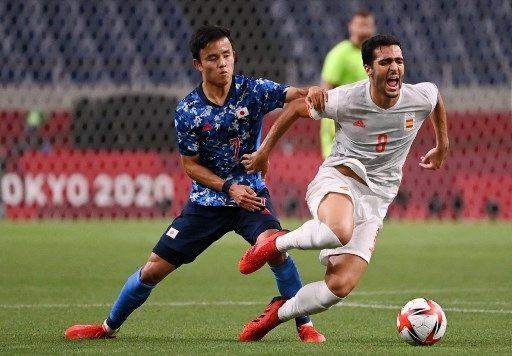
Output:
top-left (416, 82), bottom-right (439, 113)
top-left (308, 88), bottom-right (341, 121)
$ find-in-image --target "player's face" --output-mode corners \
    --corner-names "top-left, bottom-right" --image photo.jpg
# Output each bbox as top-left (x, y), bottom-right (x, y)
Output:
top-left (366, 45), bottom-right (404, 99)
top-left (194, 37), bottom-right (235, 87)
top-left (349, 15), bottom-right (375, 44)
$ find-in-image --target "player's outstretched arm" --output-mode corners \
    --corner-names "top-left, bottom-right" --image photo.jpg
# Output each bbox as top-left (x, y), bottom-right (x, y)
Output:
top-left (419, 94), bottom-right (449, 170)
top-left (286, 86), bottom-right (326, 112)
top-left (181, 155), bottom-right (264, 211)
top-left (242, 98), bottom-right (310, 174)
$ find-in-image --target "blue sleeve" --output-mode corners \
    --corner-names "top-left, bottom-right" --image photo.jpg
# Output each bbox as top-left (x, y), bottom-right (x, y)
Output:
top-left (175, 109), bottom-right (199, 156)
top-left (254, 78), bottom-right (288, 114)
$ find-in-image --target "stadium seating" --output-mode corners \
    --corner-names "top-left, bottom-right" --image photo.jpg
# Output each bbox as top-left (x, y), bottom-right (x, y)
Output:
top-left (0, 0), bottom-right (510, 220)
top-left (0, 0), bottom-right (509, 85)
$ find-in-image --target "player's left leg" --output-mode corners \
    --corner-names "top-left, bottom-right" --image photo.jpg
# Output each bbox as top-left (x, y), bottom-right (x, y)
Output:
top-left (237, 188), bottom-right (325, 342)
top-left (239, 253), bottom-right (368, 340)
top-left (277, 213), bottom-right (381, 322)
top-left (255, 230), bottom-right (325, 342)
top-left (239, 193), bottom-right (382, 340)
top-left (278, 253), bottom-right (368, 320)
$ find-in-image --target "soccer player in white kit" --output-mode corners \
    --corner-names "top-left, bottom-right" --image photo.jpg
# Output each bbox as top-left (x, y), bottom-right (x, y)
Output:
top-left (236, 34), bottom-right (449, 341)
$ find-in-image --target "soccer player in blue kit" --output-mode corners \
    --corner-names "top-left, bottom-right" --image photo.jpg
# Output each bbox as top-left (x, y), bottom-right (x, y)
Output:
top-left (65, 25), bottom-right (326, 342)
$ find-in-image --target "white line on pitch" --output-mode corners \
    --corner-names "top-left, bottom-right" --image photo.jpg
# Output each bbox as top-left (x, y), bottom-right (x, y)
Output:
top-left (339, 302), bottom-right (512, 314)
top-left (1, 301), bottom-right (511, 314)
top-left (351, 287), bottom-right (511, 296)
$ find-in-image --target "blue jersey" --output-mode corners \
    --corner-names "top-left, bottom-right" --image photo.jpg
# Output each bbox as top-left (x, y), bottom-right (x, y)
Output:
top-left (175, 74), bottom-right (288, 206)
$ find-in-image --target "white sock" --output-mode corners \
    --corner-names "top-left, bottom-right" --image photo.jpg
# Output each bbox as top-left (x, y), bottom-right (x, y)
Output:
top-left (276, 219), bottom-right (342, 252)
top-left (277, 281), bottom-right (343, 322)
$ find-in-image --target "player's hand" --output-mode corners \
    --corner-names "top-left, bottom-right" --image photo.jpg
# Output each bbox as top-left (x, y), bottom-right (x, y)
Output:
top-left (419, 145), bottom-right (449, 170)
top-left (242, 151), bottom-right (269, 176)
top-left (306, 86), bottom-right (328, 113)
top-left (228, 185), bottom-right (265, 212)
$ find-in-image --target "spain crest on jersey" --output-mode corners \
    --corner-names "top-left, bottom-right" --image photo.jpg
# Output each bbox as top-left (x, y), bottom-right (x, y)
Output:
top-left (404, 112), bottom-right (415, 130)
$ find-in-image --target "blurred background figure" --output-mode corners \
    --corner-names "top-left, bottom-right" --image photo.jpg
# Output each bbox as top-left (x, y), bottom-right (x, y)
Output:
top-left (391, 189), bottom-right (409, 220)
top-left (319, 10), bottom-right (375, 158)
top-left (485, 199), bottom-right (500, 220)
top-left (428, 193), bottom-right (444, 219)
top-left (452, 192), bottom-right (465, 220)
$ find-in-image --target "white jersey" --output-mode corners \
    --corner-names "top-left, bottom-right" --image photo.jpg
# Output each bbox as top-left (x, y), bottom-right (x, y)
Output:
top-left (309, 79), bottom-right (438, 201)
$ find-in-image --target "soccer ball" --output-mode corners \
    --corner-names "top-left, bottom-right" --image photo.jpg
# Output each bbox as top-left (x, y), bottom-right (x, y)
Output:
top-left (396, 298), bottom-right (447, 346)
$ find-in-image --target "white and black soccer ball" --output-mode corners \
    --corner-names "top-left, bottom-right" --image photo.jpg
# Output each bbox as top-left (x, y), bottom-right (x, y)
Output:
top-left (396, 298), bottom-right (447, 346)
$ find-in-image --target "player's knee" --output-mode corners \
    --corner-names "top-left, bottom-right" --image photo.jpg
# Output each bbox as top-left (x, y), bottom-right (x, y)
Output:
top-left (325, 273), bottom-right (357, 298)
top-left (327, 222), bottom-right (353, 246)
top-left (140, 257), bottom-right (176, 285)
top-left (139, 266), bottom-right (162, 285)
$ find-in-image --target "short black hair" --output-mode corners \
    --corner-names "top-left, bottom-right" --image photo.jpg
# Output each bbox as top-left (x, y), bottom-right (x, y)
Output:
top-left (350, 9), bottom-right (373, 19)
top-left (361, 34), bottom-right (401, 66)
top-left (189, 25), bottom-right (235, 60)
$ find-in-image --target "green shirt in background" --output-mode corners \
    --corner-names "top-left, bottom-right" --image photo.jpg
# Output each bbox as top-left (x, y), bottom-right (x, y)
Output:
top-left (320, 40), bottom-right (368, 158)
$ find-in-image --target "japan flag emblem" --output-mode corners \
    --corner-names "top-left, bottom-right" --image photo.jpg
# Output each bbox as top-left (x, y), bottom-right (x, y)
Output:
top-left (236, 107), bottom-right (249, 119)
top-left (166, 227), bottom-right (179, 239)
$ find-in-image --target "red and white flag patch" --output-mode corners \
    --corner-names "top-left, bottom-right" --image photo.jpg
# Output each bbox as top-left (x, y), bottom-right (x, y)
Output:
top-left (236, 107), bottom-right (249, 119)
top-left (166, 227), bottom-right (179, 239)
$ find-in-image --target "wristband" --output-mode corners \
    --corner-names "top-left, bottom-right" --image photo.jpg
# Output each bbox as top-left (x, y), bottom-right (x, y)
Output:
top-left (222, 179), bottom-right (235, 194)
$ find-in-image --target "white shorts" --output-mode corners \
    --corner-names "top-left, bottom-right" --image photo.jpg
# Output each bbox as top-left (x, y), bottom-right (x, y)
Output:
top-left (305, 166), bottom-right (391, 264)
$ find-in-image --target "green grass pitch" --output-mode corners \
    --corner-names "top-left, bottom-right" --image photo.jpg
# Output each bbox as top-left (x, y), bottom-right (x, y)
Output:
top-left (1, 219), bottom-right (511, 354)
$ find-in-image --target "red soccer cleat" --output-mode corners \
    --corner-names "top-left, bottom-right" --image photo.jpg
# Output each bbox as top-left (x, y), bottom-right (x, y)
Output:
top-left (297, 324), bottom-right (326, 343)
top-left (64, 323), bottom-right (115, 340)
top-left (239, 297), bottom-right (287, 341)
top-left (239, 230), bottom-right (288, 274)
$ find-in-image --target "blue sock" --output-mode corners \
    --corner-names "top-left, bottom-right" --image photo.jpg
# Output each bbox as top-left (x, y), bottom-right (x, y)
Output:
top-left (105, 269), bottom-right (155, 330)
top-left (270, 256), bottom-right (311, 326)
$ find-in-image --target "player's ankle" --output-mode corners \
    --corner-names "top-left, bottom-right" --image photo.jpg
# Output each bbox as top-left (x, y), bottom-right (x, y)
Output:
top-left (102, 320), bottom-right (119, 336)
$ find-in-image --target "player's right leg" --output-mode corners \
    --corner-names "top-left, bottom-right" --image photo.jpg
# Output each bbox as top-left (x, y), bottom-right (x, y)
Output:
top-left (239, 192), bottom-right (354, 274)
top-left (64, 254), bottom-right (175, 339)
top-left (65, 202), bottom-right (231, 340)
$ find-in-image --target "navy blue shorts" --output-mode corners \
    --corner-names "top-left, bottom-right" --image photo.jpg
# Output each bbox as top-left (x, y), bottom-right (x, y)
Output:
top-left (153, 188), bottom-right (281, 267)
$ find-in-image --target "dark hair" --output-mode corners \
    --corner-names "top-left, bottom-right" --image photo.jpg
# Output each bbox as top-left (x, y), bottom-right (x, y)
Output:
top-left (189, 25), bottom-right (235, 60)
top-left (351, 9), bottom-right (373, 19)
top-left (361, 34), bottom-right (401, 66)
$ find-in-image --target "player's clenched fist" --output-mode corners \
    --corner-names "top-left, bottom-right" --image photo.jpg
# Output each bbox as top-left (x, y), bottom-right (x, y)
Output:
top-left (242, 152), bottom-right (268, 175)
top-left (306, 86), bottom-right (328, 113)
top-left (419, 145), bottom-right (449, 170)
top-left (227, 184), bottom-right (265, 211)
